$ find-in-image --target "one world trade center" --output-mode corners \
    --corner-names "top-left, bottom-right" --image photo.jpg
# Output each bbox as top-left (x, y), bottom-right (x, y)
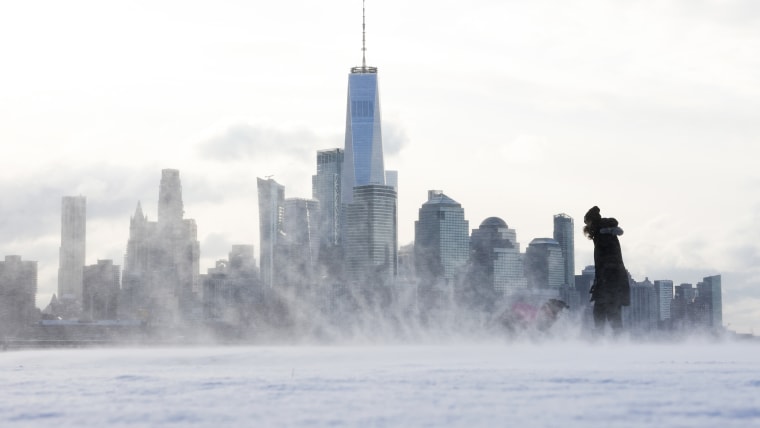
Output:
top-left (341, 4), bottom-right (385, 205)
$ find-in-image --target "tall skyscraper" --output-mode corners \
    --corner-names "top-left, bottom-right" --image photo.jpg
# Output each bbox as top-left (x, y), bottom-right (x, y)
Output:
top-left (0, 255), bottom-right (37, 335)
top-left (336, 3), bottom-right (398, 298)
top-left (281, 198), bottom-right (321, 290)
top-left (524, 238), bottom-right (564, 290)
top-left (257, 177), bottom-right (284, 288)
top-left (122, 169), bottom-right (200, 324)
top-left (623, 277), bottom-right (658, 333)
top-left (696, 275), bottom-right (722, 329)
top-left (58, 196), bottom-right (86, 302)
top-left (414, 190), bottom-right (469, 315)
top-left (344, 184), bottom-right (397, 288)
top-left (158, 170), bottom-right (183, 225)
top-left (461, 217), bottom-right (527, 311)
top-left (414, 190), bottom-right (469, 285)
top-left (671, 283), bottom-right (695, 330)
top-left (312, 149), bottom-right (344, 247)
top-left (341, 2), bottom-right (385, 206)
top-left (653, 279), bottom-right (674, 325)
top-left (552, 213), bottom-right (575, 288)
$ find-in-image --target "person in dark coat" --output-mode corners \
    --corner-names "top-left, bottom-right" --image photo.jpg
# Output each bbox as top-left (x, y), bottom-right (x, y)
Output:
top-left (583, 206), bottom-right (630, 333)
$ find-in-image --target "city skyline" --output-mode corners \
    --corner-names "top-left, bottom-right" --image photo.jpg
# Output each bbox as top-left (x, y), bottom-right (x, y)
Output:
top-left (0, 1), bottom-right (758, 333)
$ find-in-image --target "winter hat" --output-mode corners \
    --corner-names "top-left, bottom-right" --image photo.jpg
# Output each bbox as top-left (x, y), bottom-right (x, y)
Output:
top-left (584, 206), bottom-right (601, 224)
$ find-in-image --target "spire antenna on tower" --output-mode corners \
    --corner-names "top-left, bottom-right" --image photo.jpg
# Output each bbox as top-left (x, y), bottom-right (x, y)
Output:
top-left (351, 0), bottom-right (377, 74)
top-left (362, 0), bottom-right (367, 70)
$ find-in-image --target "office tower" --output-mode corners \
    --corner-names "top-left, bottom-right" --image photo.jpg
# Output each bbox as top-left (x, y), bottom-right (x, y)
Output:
top-left (575, 265), bottom-right (595, 300)
top-left (524, 238), bottom-right (564, 290)
top-left (344, 184), bottom-right (397, 288)
top-left (122, 169), bottom-right (201, 324)
top-left (462, 217), bottom-right (527, 311)
top-left (58, 196), bottom-right (86, 303)
top-left (257, 177), bottom-right (285, 288)
top-left (671, 283), bottom-right (695, 329)
top-left (341, 3), bottom-right (385, 206)
top-left (695, 275), bottom-right (723, 329)
top-left (414, 191), bottom-right (469, 313)
top-left (0, 255), bottom-right (38, 335)
top-left (653, 280), bottom-right (674, 326)
top-left (573, 265), bottom-right (596, 325)
top-left (82, 260), bottom-right (120, 320)
top-left (158, 170), bottom-right (183, 224)
top-left (414, 191), bottom-right (469, 284)
top-left (552, 213), bottom-right (575, 288)
top-left (281, 198), bottom-right (321, 290)
top-left (623, 277), bottom-right (658, 333)
top-left (312, 149), bottom-right (344, 247)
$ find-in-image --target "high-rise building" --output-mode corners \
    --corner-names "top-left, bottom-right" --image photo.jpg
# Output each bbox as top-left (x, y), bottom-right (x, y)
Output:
top-left (461, 217), bottom-right (527, 311)
top-left (0, 255), bottom-right (38, 335)
top-left (552, 213), bottom-right (575, 288)
top-left (696, 275), bottom-right (722, 329)
top-left (653, 279), bottom-right (674, 325)
top-left (671, 283), bottom-right (695, 330)
top-left (623, 277), bottom-right (658, 333)
top-left (344, 184), bottom-right (397, 288)
top-left (281, 198), bottom-right (321, 290)
top-left (83, 259), bottom-right (120, 320)
top-left (257, 177), bottom-right (285, 288)
top-left (336, 4), bottom-right (398, 301)
top-left (414, 191), bottom-right (469, 314)
top-left (341, 3), bottom-right (385, 206)
top-left (414, 190), bottom-right (469, 284)
top-left (122, 169), bottom-right (201, 324)
top-left (158, 170), bottom-right (184, 225)
top-left (312, 149), bottom-right (344, 247)
top-left (524, 238), bottom-right (564, 290)
top-left (58, 196), bottom-right (86, 302)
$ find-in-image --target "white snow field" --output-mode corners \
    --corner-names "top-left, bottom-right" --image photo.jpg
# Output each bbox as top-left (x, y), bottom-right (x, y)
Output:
top-left (2, 341), bottom-right (759, 427)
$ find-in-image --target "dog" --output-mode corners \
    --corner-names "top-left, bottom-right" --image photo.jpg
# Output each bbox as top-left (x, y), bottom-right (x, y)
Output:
top-left (493, 298), bottom-right (570, 335)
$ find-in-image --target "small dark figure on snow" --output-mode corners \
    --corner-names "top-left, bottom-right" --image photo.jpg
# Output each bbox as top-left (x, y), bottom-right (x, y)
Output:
top-left (494, 299), bottom-right (569, 335)
top-left (584, 206), bottom-right (630, 334)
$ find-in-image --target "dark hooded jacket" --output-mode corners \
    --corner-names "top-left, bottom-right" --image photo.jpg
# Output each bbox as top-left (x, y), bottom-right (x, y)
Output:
top-left (590, 217), bottom-right (630, 307)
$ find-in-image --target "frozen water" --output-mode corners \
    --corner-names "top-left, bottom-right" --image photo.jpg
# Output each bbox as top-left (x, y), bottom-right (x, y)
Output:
top-left (1, 340), bottom-right (759, 427)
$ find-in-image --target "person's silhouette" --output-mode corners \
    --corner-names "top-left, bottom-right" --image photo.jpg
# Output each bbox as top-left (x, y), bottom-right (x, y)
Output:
top-left (584, 206), bottom-right (630, 334)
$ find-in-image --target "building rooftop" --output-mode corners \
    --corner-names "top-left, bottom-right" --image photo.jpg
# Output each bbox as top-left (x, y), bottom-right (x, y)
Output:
top-left (480, 217), bottom-right (508, 229)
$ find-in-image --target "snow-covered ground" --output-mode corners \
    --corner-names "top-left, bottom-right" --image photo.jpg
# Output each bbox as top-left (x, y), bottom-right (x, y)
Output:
top-left (2, 340), bottom-right (759, 427)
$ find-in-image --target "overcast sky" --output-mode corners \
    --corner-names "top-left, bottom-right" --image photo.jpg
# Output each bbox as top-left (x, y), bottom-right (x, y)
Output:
top-left (1, 0), bottom-right (758, 333)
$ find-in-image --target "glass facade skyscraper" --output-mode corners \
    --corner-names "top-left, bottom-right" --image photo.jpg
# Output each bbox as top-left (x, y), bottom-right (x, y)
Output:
top-left (552, 213), bottom-right (575, 288)
top-left (467, 217), bottom-right (527, 299)
top-left (524, 238), bottom-right (564, 290)
top-left (281, 198), bottom-right (321, 290)
top-left (697, 275), bottom-right (722, 328)
top-left (312, 149), bottom-right (344, 247)
top-left (59, 195), bottom-right (86, 301)
top-left (344, 184), bottom-right (397, 287)
top-left (257, 177), bottom-right (284, 288)
top-left (414, 190), bottom-right (469, 284)
top-left (653, 279), bottom-right (674, 323)
top-left (341, 69), bottom-right (385, 205)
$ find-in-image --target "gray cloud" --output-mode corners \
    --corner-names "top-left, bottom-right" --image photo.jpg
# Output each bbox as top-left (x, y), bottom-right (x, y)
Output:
top-left (0, 164), bottom-right (160, 243)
